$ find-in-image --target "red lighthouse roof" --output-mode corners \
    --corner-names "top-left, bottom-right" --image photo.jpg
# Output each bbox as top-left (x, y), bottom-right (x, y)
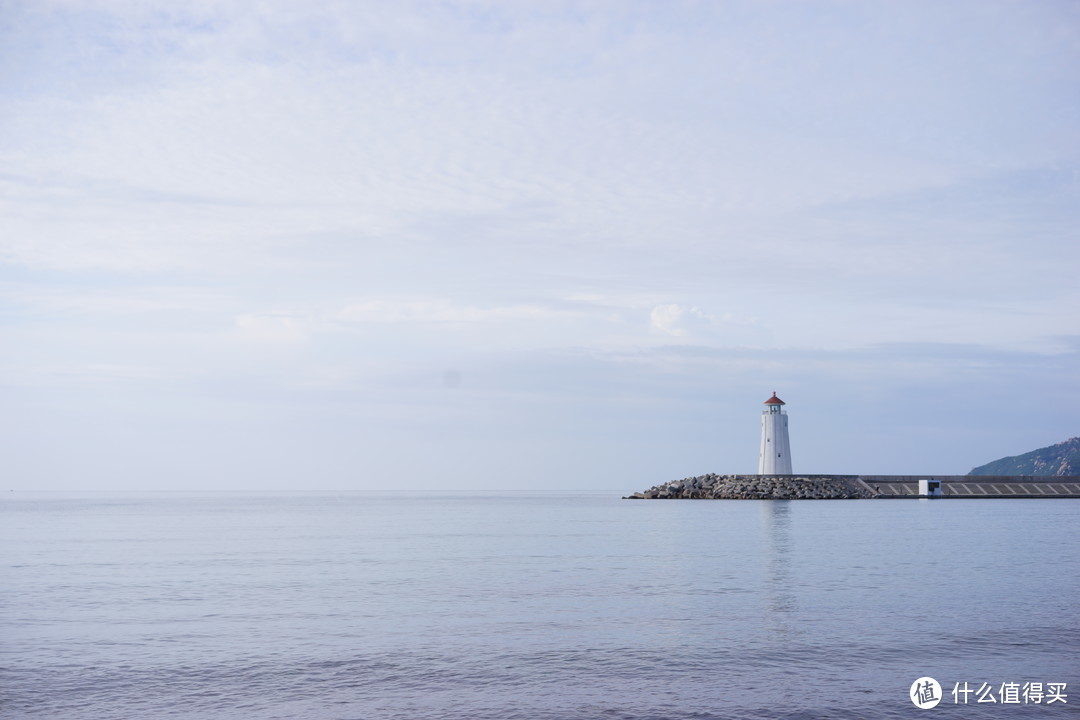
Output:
top-left (764, 392), bottom-right (785, 405)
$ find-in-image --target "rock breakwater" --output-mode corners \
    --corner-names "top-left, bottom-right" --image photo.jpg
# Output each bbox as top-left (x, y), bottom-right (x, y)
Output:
top-left (626, 474), bottom-right (875, 500)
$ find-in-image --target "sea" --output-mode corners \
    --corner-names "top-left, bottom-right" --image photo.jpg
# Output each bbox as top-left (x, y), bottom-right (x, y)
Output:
top-left (2, 493), bottom-right (1078, 720)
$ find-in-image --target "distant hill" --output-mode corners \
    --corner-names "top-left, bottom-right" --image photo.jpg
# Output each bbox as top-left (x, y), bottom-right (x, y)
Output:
top-left (968, 437), bottom-right (1080, 476)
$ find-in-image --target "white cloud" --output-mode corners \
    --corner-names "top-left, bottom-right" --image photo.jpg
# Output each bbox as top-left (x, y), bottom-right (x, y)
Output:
top-left (647, 303), bottom-right (765, 347)
top-left (235, 312), bottom-right (308, 343)
top-left (649, 304), bottom-right (688, 336)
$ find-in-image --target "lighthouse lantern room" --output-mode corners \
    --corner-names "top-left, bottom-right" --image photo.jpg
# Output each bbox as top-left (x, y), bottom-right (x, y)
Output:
top-left (758, 392), bottom-right (793, 475)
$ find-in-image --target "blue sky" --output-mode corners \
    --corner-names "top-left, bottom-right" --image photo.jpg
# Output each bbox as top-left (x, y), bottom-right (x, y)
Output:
top-left (2, 0), bottom-right (1078, 491)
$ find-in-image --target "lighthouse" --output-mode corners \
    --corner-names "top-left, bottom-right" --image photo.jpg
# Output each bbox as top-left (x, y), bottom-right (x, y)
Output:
top-left (758, 392), bottom-right (793, 475)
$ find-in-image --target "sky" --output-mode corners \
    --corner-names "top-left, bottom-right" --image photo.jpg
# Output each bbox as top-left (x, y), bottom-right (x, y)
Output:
top-left (2, 0), bottom-right (1078, 492)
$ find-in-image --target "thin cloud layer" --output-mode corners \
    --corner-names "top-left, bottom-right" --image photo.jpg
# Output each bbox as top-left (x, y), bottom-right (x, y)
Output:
top-left (2, 1), bottom-right (1078, 490)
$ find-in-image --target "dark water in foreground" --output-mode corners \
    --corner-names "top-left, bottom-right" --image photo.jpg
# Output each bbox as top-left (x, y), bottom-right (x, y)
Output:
top-left (2, 494), bottom-right (1078, 719)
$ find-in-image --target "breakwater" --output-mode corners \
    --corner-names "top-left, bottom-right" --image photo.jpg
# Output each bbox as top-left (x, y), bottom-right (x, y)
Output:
top-left (626, 474), bottom-right (1080, 499)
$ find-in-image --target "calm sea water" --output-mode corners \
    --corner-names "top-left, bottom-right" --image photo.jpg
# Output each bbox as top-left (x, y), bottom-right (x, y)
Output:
top-left (2, 493), bottom-right (1078, 719)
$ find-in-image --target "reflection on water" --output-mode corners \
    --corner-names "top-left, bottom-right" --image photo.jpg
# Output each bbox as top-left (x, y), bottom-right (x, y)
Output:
top-left (761, 501), bottom-right (796, 636)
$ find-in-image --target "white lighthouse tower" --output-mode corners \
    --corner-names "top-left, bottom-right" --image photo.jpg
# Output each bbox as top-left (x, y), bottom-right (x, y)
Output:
top-left (758, 392), bottom-right (793, 475)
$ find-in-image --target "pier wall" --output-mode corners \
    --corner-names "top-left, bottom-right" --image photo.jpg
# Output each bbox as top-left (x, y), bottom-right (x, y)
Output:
top-left (627, 474), bottom-right (1080, 499)
top-left (855, 475), bottom-right (1080, 498)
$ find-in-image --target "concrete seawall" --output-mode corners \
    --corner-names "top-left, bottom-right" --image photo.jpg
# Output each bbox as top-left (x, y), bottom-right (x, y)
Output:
top-left (626, 474), bottom-right (1080, 500)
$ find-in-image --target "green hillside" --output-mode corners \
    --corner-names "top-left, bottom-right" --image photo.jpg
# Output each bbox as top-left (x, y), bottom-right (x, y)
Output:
top-left (968, 436), bottom-right (1080, 476)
